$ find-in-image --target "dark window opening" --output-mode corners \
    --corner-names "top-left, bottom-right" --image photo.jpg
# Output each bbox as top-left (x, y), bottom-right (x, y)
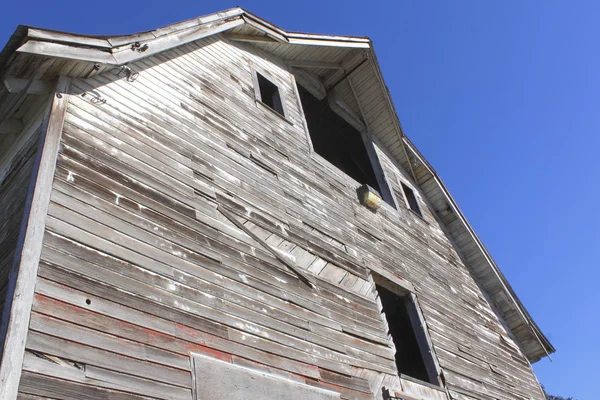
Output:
top-left (377, 284), bottom-right (436, 384)
top-left (401, 182), bottom-right (422, 217)
top-left (257, 72), bottom-right (284, 116)
top-left (297, 84), bottom-right (393, 205)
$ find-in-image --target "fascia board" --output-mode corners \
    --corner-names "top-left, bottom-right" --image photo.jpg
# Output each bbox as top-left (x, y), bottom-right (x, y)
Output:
top-left (242, 15), bottom-right (288, 43)
top-left (364, 46), bottom-right (554, 360)
top-left (287, 32), bottom-right (370, 43)
top-left (0, 7), bottom-right (554, 360)
top-left (401, 134), bottom-right (554, 359)
top-left (287, 38), bottom-right (370, 48)
top-left (151, 7), bottom-right (245, 38)
top-left (25, 28), bottom-right (112, 48)
top-left (110, 18), bottom-right (244, 65)
top-left (15, 17), bottom-right (244, 66)
top-left (16, 40), bottom-right (117, 64)
top-left (241, 10), bottom-right (370, 47)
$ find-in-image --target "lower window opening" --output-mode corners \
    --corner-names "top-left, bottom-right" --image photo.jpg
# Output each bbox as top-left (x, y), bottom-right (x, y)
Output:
top-left (377, 283), bottom-right (437, 385)
top-left (297, 83), bottom-right (393, 205)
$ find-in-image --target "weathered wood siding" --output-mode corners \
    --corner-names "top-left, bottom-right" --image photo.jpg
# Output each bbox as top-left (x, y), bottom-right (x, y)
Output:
top-left (19, 35), bottom-right (544, 400)
top-left (0, 100), bottom-right (46, 323)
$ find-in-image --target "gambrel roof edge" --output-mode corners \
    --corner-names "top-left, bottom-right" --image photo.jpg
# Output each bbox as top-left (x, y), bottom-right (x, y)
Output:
top-left (0, 7), bottom-right (554, 362)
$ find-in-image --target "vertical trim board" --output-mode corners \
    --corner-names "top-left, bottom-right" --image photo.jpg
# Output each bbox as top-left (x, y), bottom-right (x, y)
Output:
top-left (0, 76), bottom-right (70, 400)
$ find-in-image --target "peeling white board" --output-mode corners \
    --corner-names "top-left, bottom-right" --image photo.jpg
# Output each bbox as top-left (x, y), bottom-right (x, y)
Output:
top-left (191, 353), bottom-right (340, 400)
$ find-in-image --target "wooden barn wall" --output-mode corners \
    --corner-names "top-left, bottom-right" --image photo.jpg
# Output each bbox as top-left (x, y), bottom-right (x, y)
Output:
top-left (0, 100), bottom-right (47, 325)
top-left (18, 35), bottom-right (544, 400)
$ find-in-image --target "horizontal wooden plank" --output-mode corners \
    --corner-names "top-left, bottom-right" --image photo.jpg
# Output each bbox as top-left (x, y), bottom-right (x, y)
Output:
top-left (11, 28), bottom-right (546, 400)
top-left (26, 330), bottom-right (191, 388)
top-left (34, 278), bottom-right (323, 379)
top-left (22, 352), bottom-right (192, 400)
top-left (19, 371), bottom-right (149, 400)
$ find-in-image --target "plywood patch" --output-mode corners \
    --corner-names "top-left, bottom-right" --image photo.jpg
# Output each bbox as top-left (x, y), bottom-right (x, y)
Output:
top-left (191, 353), bottom-right (340, 400)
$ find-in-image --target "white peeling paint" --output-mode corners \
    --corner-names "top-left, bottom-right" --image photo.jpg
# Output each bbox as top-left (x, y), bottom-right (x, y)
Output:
top-left (335, 294), bottom-right (351, 303)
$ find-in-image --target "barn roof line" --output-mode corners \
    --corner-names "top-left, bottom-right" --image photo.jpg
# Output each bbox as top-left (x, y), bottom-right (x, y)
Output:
top-left (2, 7), bottom-right (372, 68)
top-left (0, 7), bottom-right (554, 362)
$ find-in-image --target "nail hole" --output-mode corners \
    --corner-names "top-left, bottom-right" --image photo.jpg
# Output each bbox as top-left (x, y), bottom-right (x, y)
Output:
top-left (85, 299), bottom-right (91, 305)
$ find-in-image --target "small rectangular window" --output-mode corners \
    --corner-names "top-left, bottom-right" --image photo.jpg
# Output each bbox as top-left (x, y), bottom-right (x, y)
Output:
top-left (256, 72), bottom-right (284, 116)
top-left (401, 182), bottom-right (422, 217)
top-left (376, 283), bottom-right (438, 385)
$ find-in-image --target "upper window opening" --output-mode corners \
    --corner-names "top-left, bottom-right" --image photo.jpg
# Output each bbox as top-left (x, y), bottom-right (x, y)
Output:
top-left (297, 83), bottom-right (393, 206)
top-left (401, 182), bottom-right (422, 217)
top-left (256, 72), bottom-right (284, 116)
top-left (376, 283), bottom-right (438, 385)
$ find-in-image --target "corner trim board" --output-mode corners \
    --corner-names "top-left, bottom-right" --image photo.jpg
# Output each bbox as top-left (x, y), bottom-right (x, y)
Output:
top-left (0, 76), bottom-right (70, 400)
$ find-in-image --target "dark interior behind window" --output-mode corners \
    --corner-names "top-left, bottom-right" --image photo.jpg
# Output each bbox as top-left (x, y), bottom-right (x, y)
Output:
top-left (297, 84), bottom-right (385, 198)
top-left (257, 73), bottom-right (284, 116)
top-left (377, 284), bottom-right (436, 384)
top-left (401, 182), bottom-right (422, 217)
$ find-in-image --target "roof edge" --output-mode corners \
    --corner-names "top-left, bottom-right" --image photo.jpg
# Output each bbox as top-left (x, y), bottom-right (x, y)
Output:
top-left (402, 135), bottom-right (555, 360)
top-left (2, 7), bottom-right (371, 71)
top-left (363, 43), bottom-right (554, 361)
top-left (0, 7), bottom-right (554, 362)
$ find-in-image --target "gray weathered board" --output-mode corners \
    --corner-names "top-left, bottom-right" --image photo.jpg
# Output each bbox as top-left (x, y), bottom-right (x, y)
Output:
top-left (0, 11), bottom-right (548, 400)
top-left (192, 353), bottom-right (340, 400)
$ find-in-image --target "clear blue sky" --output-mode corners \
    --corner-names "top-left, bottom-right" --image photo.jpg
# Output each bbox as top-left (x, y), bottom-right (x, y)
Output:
top-left (2, 1), bottom-right (597, 398)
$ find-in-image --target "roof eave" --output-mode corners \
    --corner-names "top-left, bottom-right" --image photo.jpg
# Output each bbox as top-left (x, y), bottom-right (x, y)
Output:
top-left (401, 132), bottom-right (555, 362)
top-left (5, 7), bottom-right (370, 71)
top-left (362, 42), bottom-right (554, 361)
top-left (11, 13), bottom-right (246, 66)
top-left (0, 7), bottom-right (554, 362)
top-left (0, 25), bottom-right (29, 78)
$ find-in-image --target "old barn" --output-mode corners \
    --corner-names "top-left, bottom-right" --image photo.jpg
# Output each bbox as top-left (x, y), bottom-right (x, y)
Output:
top-left (0, 8), bottom-right (554, 400)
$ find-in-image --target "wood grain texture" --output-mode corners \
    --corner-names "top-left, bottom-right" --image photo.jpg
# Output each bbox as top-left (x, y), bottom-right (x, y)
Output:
top-left (0, 77), bottom-right (69, 400)
top-left (9, 36), bottom-right (545, 400)
top-left (0, 127), bottom-right (40, 313)
top-left (192, 352), bottom-right (340, 400)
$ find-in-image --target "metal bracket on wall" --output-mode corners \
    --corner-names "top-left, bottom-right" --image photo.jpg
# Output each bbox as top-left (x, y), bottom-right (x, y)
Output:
top-left (111, 65), bottom-right (139, 82)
